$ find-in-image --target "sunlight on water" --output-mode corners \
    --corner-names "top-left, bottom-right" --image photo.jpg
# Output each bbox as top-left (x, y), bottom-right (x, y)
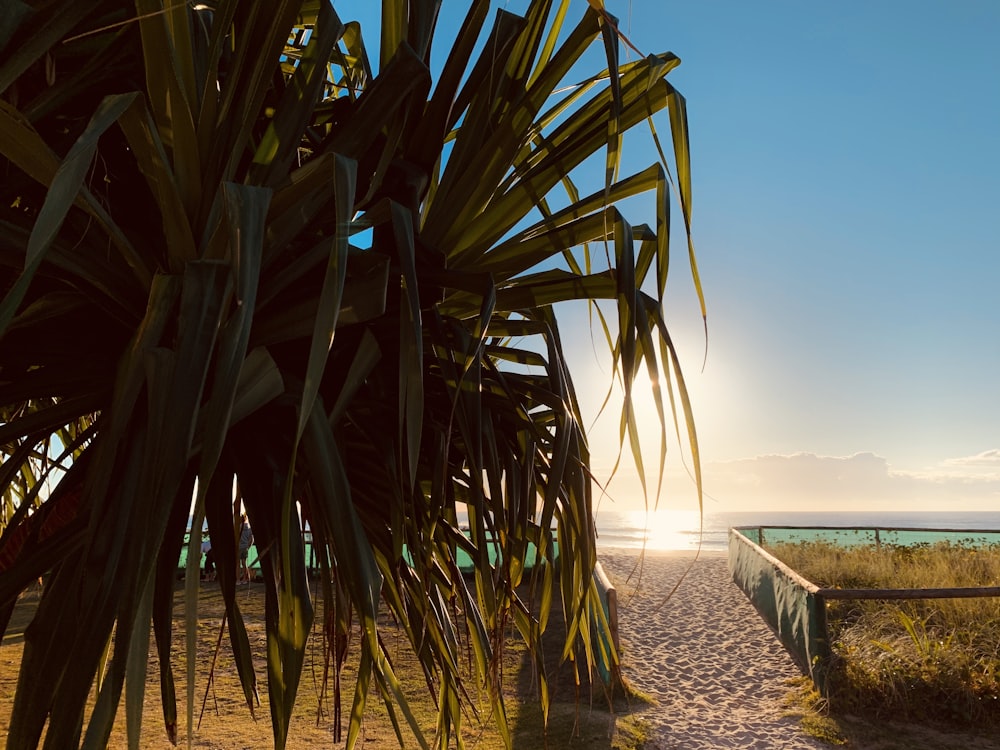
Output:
top-left (596, 508), bottom-right (711, 551)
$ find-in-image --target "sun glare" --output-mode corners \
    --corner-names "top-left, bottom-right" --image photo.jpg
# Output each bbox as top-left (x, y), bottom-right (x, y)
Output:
top-left (597, 508), bottom-right (704, 551)
top-left (640, 509), bottom-right (704, 550)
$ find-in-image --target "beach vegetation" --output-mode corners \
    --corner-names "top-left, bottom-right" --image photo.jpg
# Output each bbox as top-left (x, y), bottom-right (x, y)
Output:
top-left (1, 583), bottom-right (650, 749)
top-left (0, 1), bottom-right (700, 748)
top-left (780, 676), bottom-right (847, 746)
top-left (768, 540), bottom-right (1000, 731)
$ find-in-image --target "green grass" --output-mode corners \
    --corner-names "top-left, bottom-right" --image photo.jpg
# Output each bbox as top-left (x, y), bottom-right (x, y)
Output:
top-left (767, 540), bottom-right (1000, 731)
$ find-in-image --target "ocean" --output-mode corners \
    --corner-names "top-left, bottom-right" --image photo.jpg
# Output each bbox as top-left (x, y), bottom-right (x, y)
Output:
top-left (184, 509), bottom-right (1000, 565)
top-left (595, 509), bottom-right (1000, 552)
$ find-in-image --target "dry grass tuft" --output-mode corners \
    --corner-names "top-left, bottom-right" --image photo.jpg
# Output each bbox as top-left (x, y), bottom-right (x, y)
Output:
top-left (768, 540), bottom-right (1000, 730)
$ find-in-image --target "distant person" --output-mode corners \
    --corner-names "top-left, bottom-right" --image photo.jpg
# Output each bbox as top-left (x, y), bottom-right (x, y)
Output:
top-left (201, 535), bottom-right (215, 581)
top-left (238, 514), bottom-right (254, 584)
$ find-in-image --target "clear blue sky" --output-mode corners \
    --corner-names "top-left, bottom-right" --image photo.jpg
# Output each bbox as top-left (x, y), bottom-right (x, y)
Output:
top-left (343, 1), bottom-right (1000, 512)
top-left (579, 0), bottom-right (1000, 512)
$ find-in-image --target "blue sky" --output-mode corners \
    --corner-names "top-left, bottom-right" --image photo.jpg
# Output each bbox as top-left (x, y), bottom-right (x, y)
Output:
top-left (342, 2), bottom-right (1000, 512)
top-left (576, 0), bottom-right (1000, 512)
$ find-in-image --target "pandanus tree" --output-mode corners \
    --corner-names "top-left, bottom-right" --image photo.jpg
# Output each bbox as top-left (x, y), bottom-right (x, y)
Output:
top-left (0, 0), bottom-right (702, 748)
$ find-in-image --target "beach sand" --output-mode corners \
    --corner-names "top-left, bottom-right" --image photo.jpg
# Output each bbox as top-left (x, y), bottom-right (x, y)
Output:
top-left (600, 550), bottom-right (827, 750)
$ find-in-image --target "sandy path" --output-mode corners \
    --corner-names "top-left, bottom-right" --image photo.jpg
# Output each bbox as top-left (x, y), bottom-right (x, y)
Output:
top-left (600, 550), bottom-right (827, 750)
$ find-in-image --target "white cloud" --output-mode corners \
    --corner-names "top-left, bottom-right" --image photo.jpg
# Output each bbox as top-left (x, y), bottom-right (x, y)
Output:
top-left (942, 449), bottom-right (1000, 467)
top-left (702, 451), bottom-right (1000, 512)
top-left (591, 448), bottom-right (1000, 513)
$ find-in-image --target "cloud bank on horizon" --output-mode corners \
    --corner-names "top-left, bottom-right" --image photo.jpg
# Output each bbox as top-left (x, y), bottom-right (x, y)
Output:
top-left (591, 449), bottom-right (1000, 513)
top-left (697, 450), bottom-right (1000, 513)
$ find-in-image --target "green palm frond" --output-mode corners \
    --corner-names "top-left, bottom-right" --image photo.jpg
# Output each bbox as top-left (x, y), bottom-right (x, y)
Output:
top-left (0, 2), bottom-right (702, 748)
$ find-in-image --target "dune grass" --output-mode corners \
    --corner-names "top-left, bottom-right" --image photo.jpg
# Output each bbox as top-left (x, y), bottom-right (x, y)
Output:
top-left (767, 540), bottom-right (1000, 730)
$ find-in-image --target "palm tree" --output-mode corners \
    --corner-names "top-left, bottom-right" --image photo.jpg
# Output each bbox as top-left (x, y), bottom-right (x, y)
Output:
top-left (0, 1), bottom-right (702, 748)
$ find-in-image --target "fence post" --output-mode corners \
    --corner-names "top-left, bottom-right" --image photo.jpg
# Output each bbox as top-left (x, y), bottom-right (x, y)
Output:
top-left (811, 591), bottom-right (831, 697)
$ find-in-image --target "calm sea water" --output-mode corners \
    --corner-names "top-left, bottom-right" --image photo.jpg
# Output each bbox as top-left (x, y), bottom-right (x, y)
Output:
top-left (185, 510), bottom-right (1000, 562)
top-left (595, 509), bottom-right (1000, 552)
